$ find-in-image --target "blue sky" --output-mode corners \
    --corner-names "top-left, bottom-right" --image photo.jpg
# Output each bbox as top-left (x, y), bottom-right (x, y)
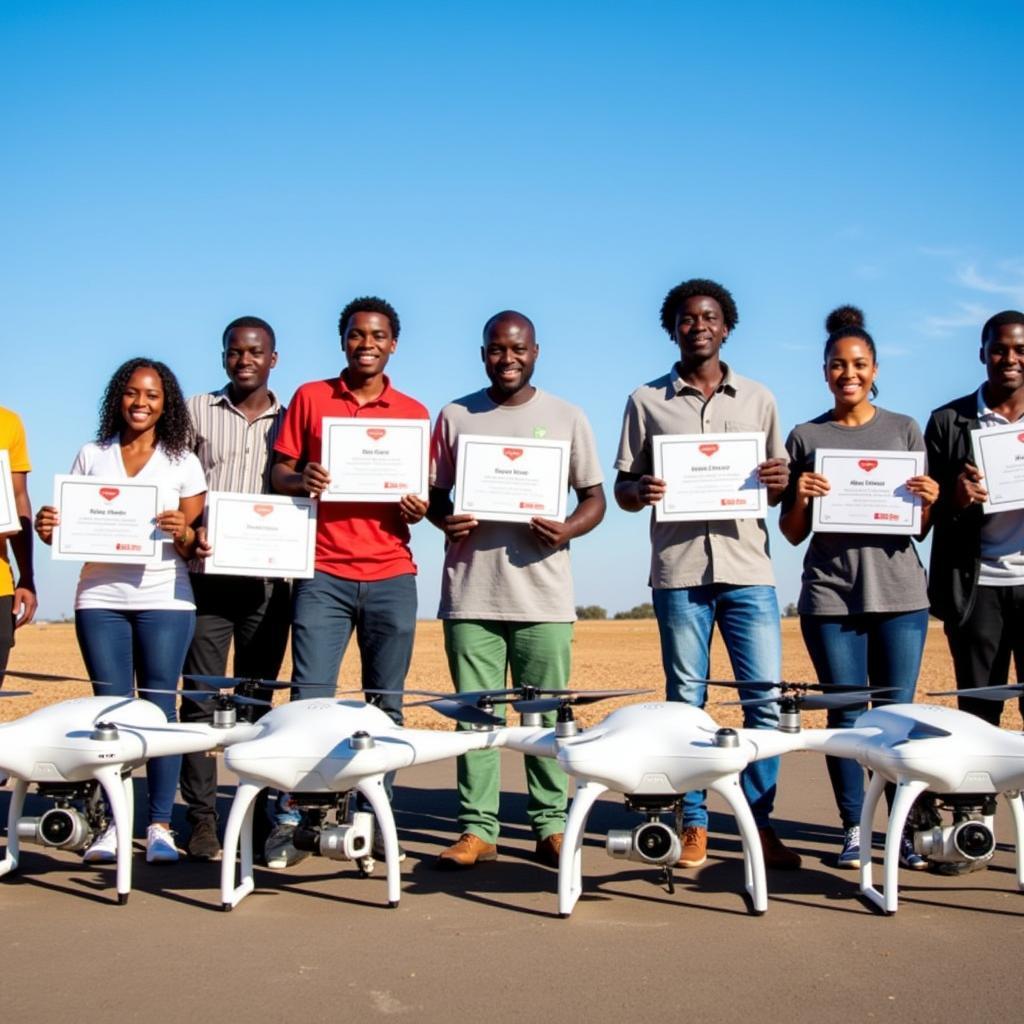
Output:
top-left (3, 1), bottom-right (1023, 618)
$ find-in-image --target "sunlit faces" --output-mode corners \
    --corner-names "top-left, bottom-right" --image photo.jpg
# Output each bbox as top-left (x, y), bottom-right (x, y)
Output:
top-left (342, 312), bottom-right (397, 380)
top-left (481, 318), bottom-right (538, 398)
top-left (120, 367), bottom-right (165, 434)
top-left (223, 327), bottom-right (277, 395)
top-left (673, 295), bottom-right (729, 363)
top-left (981, 323), bottom-right (1024, 395)
top-left (824, 336), bottom-right (877, 409)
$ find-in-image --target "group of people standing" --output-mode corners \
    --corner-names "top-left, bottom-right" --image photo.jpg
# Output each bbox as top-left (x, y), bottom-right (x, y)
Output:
top-left (2, 279), bottom-right (1023, 876)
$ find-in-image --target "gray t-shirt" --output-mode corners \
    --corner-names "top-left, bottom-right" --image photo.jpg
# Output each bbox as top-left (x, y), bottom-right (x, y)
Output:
top-left (783, 407), bottom-right (929, 615)
top-left (431, 387), bottom-right (604, 622)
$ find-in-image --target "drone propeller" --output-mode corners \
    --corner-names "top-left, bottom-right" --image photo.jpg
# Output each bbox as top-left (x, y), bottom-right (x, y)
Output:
top-left (413, 698), bottom-right (505, 727)
top-left (723, 688), bottom-right (890, 711)
top-left (366, 687), bottom-right (527, 706)
top-left (183, 674), bottom-right (292, 691)
top-left (136, 686), bottom-right (272, 708)
top-left (927, 684), bottom-right (1024, 702)
top-left (706, 678), bottom-right (887, 694)
top-left (0, 668), bottom-right (92, 683)
top-left (514, 688), bottom-right (651, 715)
top-left (0, 690), bottom-right (32, 698)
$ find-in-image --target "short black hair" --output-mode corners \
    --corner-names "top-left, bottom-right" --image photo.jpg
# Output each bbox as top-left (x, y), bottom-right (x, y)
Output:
top-left (660, 278), bottom-right (739, 336)
top-left (97, 357), bottom-right (193, 459)
top-left (982, 310), bottom-right (1024, 345)
top-left (338, 296), bottom-right (400, 340)
top-left (222, 316), bottom-right (276, 350)
top-left (482, 310), bottom-right (536, 342)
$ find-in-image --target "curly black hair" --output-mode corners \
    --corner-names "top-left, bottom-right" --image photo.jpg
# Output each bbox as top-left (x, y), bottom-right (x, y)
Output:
top-left (222, 315), bottom-right (276, 350)
top-left (659, 278), bottom-right (739, 336)
top-left (338, 296), bottom-right (400, 340)
top-left (96, 357), bottom-right (194, 459)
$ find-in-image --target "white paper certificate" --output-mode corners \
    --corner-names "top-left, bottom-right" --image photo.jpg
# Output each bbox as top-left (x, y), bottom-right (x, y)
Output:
top-left (453, 434), bottom-right (570, 523)
top-left (0, 451), bottom-right (20, 534)
top-left (652, 432), bottom-right (767, 522)
top-left (971, 421), bottom-right (1024, 514)
top-left (320, 417), bottom-right (429, 502)
top-left (204, 491), bottom-right (316, 578)
top-left (811, 449), bottom-right (924, 535)
top-left (52, 475), bottom-right (163, 563)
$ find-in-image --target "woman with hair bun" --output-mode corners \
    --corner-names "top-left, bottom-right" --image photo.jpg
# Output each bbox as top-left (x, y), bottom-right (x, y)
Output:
top-left (34, 358), bottom-right (207, 865)
top-left (779, 306), bottom-right (938, 870)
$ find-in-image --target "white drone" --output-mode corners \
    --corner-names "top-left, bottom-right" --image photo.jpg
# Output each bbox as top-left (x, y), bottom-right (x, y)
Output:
top-left (0, 674), bottom-right (260, 904)
top-left (218, 691), bottom-right (506, 911)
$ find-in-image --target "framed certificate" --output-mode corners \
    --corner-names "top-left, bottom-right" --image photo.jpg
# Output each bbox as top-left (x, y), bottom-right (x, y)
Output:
top-left (0, 450), bottom-right (20, 534)
top-left (652, 432), bottom-right (767, 523)
top-left (51, 475), bottom-right (164, 563)
top-left (971, 421), bottom-right (1024, 514)
top-left (811, 449), bottom-right (924, 535)
top-left (320, 417), bottom-right (429, 502)
top-left (204, 491), bottom-right (316, 579)
top-left (453, 434), bottom-right (570, 524)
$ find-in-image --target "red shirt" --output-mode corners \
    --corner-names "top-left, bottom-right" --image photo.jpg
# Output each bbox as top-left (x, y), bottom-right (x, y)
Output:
top-left (274, 374), bottom-right (429, 581)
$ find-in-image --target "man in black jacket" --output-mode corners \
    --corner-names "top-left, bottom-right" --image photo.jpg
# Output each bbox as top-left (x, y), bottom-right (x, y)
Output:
top-left (925, 310), bottom-right (1024, 724)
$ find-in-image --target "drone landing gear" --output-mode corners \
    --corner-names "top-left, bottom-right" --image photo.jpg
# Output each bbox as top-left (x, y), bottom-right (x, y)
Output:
top-left (660, 865), bottom-right (676, 896)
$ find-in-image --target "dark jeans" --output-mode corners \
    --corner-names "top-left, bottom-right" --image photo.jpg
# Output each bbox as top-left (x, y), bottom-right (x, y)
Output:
top-left (179, 574), bottom-right (291, 825)
top-left (801, 609), bottom-right (929, 829)
top-left (0, 594), bottom-right (12, 680)
top-left (944, 584), bottom-right (1024, 726)
top-left (75, 607), bottom-right (195, 823)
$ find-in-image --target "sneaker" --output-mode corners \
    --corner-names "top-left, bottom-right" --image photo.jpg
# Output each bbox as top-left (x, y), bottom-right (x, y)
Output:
top-left (837, 825), bottom-right (861, 869)
top-left (758, 826), bottom-right (802, 870)
top-left (186, 818), bottom-right (222, 861)
top-left (899, 835), bottom-right (928, 871)
top-left (678, 826), bottom-right (708, 868)
top-left (83, 823), bottom-right (118, 864)
top-left (264, 823), bottom-right (309, 869)
top-left (371, 833), bottom-right (407, 862)
top-left (146, 824), bottom-right (179, 864)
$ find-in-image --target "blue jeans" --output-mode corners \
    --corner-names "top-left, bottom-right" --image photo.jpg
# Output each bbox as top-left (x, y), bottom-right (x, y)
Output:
top-left (75, 607), bottom-right (195, 824)
top-left (653, 584), bottom-right (782, 828)
top-left (801, 609), bottom-right (929, 828)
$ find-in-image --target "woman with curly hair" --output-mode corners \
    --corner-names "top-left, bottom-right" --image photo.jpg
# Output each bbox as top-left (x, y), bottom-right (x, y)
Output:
top-left (35, 357), bottom-right (206, 864)
top-left (779, 307), bottom-right (938, 871)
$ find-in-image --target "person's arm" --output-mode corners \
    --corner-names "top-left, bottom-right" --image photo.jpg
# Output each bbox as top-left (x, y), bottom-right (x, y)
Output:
top-left (530, 483), bottom-right (607, 548)
top-left (272, 453), bottom-right (330, 497)
top-left (778, 471), bottom-right (829, 545)
top-left (8, 470), bottom-right (36, 627)
top-left (427, 485), bottom-right (478, 541)
top-left (758, 457), bottom-right (790, 507)
top-left (613, 470), bottom-right (665, 512)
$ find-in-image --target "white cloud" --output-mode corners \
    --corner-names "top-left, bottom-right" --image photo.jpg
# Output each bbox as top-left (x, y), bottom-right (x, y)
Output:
top-left (919, 301), bottom-right (991, 337)
top-left (955, 264), bottom-right (1024, 304)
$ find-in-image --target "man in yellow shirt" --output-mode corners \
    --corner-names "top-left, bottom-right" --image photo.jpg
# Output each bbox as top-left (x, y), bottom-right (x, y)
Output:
top-left (0, 407), bottom-right (36, 681)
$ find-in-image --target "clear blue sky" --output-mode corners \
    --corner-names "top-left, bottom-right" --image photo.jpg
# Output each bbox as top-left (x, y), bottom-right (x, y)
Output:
top-left (3, 0), bottom-right (1022, 618)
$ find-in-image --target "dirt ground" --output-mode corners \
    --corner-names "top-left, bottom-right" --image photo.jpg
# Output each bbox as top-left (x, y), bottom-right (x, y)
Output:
top-left (3, 618), bottom-right (1020, 731)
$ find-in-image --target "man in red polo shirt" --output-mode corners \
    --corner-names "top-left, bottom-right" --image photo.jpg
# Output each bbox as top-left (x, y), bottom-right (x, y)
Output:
top-left (268, 296), bottom-right (428, 864)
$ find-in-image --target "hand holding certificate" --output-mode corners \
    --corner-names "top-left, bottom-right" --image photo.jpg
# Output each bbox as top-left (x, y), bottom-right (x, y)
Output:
top-left (652, 432), bottom-right (767, 522)
top-left (320, 417), bottom-right (428, 502)
top-left (970, 421), bottom-right (1024, 514)
top-left (811, 449), bottom-right (925, 535)
top-left (0, 451), bottom-right (19, 535)
top-left (453, 434), bottom-right (570, 524)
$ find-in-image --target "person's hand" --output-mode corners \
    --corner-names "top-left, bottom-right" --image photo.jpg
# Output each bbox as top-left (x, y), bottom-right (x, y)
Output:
top-left (193, 525), bottom-right (212, 560)
top-left (301, 462), bottom-right (331, 498)
top-left (399, 494), bottom-right (427, 524)
top-left (443, 513), bottom-right (478, 541)
top-left (955, 462), bottom-right (988, 510)
top-left (758, 457), bottom-right (790, 497)
top-left (635, 475), bottom-right (666, 505)
top-left (795, 471), bottom-right (829, 501)
top-left (34, 505), bottom-right (59, 543)
top-left (156, 509), bottom-right (189, 542)
top-left (529, 517), bottom-right (574, 548)
top-left (12, 585), bottom-right (37, 628)
top-left (906, 474), bottom-right (939, 509)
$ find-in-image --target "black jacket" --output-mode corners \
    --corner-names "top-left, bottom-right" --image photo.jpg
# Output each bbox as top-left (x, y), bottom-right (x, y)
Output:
top-left (924, 390), bottom-right (984, 626)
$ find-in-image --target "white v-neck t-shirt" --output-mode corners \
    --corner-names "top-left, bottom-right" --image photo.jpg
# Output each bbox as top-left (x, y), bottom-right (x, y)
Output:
top-left (70, 441), bottom-right (207, 611)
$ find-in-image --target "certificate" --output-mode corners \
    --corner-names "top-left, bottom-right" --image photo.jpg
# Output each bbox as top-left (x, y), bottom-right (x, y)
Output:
top-left (453, 434), bottom-right (570, 523)
top-left (0, 451), bottom-right (19, 534)
top-left (204, 491), bottom-right (316, 579)
top-left (52, 475), bottom-right (163, 563)
top-left (811, 449), bottom-right (924, 535)
top-left (652, 432), bottom-right (767, 522)
top-left (320, 417), bottom-right (428, 502)
top-left (971, 421), bottom-right (1024, 514)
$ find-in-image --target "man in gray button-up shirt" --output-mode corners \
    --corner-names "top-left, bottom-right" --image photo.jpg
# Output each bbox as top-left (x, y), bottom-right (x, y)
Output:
top-left (614, 278), bottom-right (800, 872)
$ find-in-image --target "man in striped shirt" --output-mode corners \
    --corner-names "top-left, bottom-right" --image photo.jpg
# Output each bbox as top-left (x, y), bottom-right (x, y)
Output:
top-left (180, 316), bottom-right (291, 861)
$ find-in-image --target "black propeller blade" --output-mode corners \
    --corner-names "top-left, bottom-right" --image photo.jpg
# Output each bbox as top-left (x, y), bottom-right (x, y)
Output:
top-left (0, 669), bottom-right (92, 683)
top-left (0, 690), bottom-right (32, 698)
top-left (418, 698), bottom-right (504, 727)
top-left (927, 684), bottom-right (1024, 702)
top-left (514, 688), bottom-right (652, 715)
top-left (724, 689), bottom-right (883, 711)
top-left (183, 674), bottom-right (291, 691)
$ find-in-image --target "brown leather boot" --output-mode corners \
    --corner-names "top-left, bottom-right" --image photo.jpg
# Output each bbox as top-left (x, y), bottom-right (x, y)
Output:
top-left (677, 826), bottom-right (708, 867)
top-left (436, 832), bottom-right (498, 869)
top-left (758, 826), bottom-right (802, 870)
top-left (535, 832), bottom-right (563, 867)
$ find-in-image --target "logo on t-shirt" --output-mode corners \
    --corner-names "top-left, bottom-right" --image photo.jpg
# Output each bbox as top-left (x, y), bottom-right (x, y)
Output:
top-left (533, 427), bottom-right (547, 438)
top-left (857, 459), bottom-right (879, 472)
top-left (98, 487), bottom-right (120, 502)
top-left (503, 448), bottom-right (524, 461)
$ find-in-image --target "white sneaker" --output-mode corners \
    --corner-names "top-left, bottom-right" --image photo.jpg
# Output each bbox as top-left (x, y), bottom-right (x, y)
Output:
top-left (83, 823), bottom-right (118, 864)
top-left (146, 824), bottom-right (179, 863)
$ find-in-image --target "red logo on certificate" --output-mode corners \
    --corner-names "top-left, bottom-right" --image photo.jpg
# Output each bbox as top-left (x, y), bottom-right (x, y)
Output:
top-left (858, 459), bottom-right (879, 472)
top-left (99, 487), bottom-right (120, 502)
top-left (1018, 433), bottom-right (1024, 443)
top-left (698, 444), bottom-right (719, 457)
top-left (253, 504), bottom-right (274, 517)
top-left (503, 448), bottom-right (524, 461)
top-left (367, 428), bottom-right (386, 441)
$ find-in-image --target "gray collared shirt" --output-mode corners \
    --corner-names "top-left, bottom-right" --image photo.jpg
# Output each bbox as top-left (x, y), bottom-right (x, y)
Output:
top-left (615, 362), bottom-right (784, 589)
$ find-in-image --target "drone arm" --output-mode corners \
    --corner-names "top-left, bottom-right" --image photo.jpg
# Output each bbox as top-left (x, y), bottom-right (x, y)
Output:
top-left (736, 729), bottom-right (816, 761)
top-left (796, 726), bottom-right (879, 760)
top-left (495, 726), bottom-right (559, 759)
top-left (402, 727), bottom-right (505, 766)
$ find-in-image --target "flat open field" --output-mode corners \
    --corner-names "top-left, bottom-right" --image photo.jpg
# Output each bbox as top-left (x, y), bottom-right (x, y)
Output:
top-left (4, 618), bottom-right (1019, 730)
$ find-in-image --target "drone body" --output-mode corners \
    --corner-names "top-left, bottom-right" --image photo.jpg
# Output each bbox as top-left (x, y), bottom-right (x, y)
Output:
top-left (219, 698), bottom-right (505, 910)
top-left (500, 701), bottom-right (807, 917)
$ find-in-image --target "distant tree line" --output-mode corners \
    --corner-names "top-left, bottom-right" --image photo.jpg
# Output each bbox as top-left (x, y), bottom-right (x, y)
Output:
top-left (575, 603), bottom-right (656, 621)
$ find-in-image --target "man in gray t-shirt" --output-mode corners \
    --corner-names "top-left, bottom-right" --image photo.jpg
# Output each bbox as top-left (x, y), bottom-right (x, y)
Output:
top-left (428, 310), bottom-right (605, 869)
